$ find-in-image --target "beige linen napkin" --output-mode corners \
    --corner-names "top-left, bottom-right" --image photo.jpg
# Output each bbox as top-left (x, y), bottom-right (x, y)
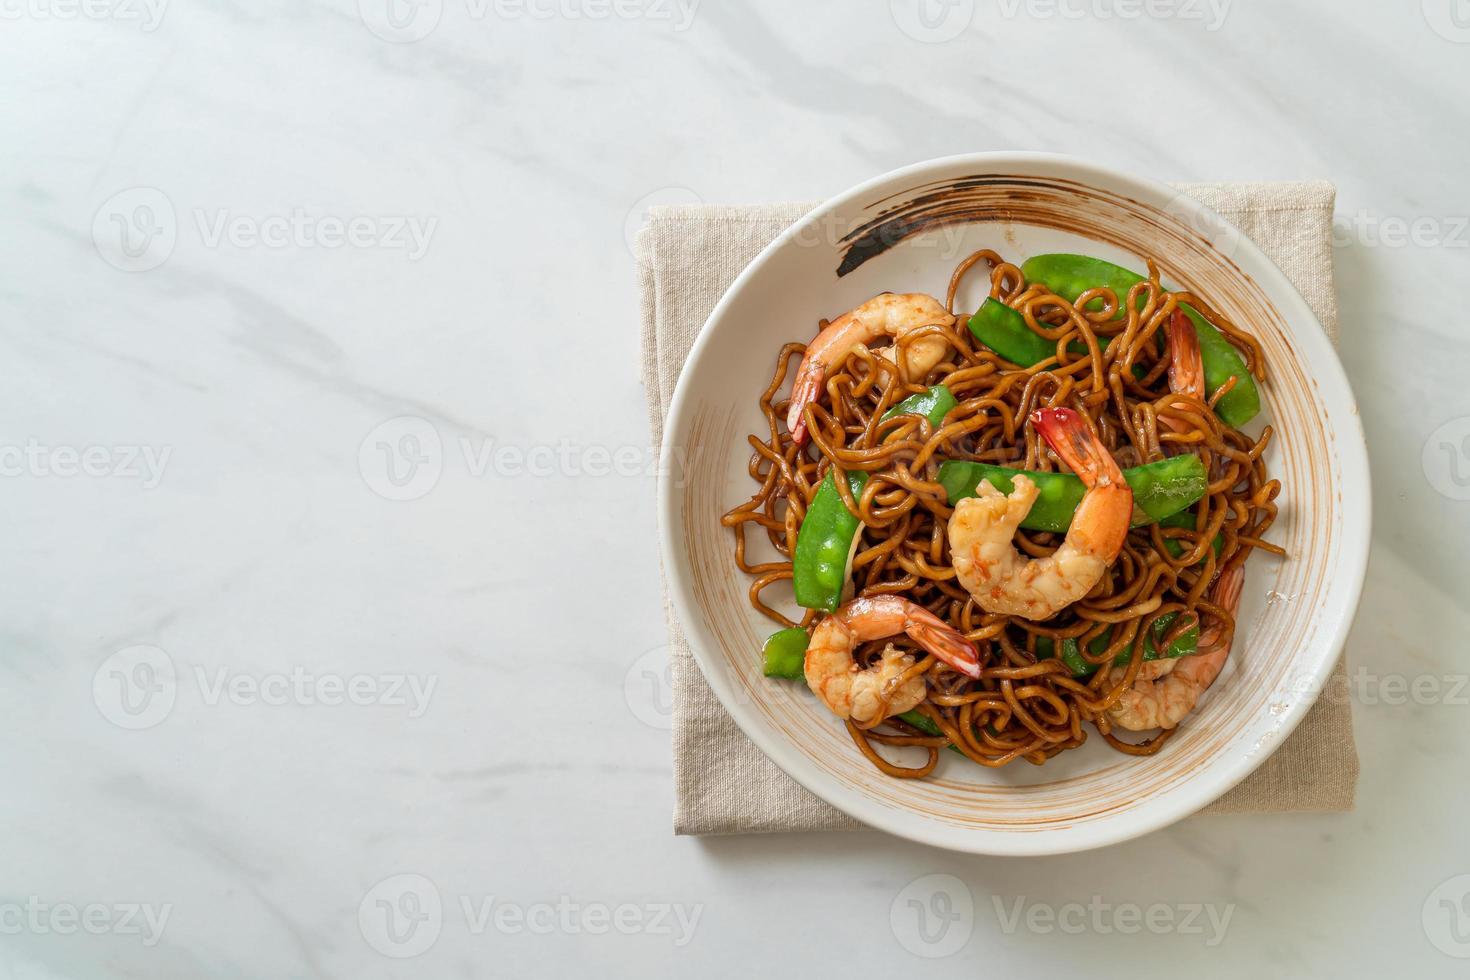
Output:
top-left (639, 180), bottom-right (1358, 835)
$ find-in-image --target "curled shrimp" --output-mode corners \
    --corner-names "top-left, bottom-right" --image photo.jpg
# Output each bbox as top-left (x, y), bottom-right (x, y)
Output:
top-left (786, 292), bottom-right (954, 443)
top-left (948, 407), bottom-right (1133, 621)
top-left (1106, 561), bottom-right (1245, 731)
top-left (804, 596), bottom-right (980, 727)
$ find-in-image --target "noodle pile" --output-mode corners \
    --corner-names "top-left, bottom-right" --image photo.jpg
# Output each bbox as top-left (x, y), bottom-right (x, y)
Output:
top-left (720, 250), bottom-right (1283, 777)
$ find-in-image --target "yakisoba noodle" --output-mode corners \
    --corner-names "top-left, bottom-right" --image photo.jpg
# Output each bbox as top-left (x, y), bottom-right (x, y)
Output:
top-left (720, 249), bottom-right (1283, 778)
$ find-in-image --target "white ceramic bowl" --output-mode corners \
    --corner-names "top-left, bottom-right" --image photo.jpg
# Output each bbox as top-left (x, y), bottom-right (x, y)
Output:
top-left (657, 153), bottom-right (1369, 855)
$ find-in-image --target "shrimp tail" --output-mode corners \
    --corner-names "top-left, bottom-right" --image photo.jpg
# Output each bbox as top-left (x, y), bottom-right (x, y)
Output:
top-left (1029, 407), bottom-right (1125, 486)
top-left (1029, 407), bottom-right (1131, 562)
top-left (1167, 309), bottom-right (1205, 401)
top-left (1197, 560), bottom-right (1246, 651)
top-left (786, 367), bottom-right (822, 444)
top-left (1216, 560), bottom-right (1245, 613)
top-left (907, 620), bottom-right (982, 679)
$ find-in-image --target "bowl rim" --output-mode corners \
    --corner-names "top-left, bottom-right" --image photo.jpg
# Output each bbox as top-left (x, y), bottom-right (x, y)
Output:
top-left (655, 151), bottom-right (1371, 855)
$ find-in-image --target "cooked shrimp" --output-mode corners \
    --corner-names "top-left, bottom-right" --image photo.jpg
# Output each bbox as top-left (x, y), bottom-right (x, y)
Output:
top-left (804, 595), bottom-right (980, 726)
top-left (1106, 562), bottom-right (1245, 731)
top-left (786, 292), bottom-right (954, 443)
top-left (1134, 658), bottom-right (1179, 681)
top-left (1157, 308), bottom-right (1208, 440)
top-left (1166, 309), bottom-right (1205, 401)
top-left (949, 407), bottom-right (1133, 621)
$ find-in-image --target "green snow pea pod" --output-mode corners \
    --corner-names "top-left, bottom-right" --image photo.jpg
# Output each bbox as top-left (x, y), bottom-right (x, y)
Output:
top-left (966, 298), bottom-right (1141, 374)
top-left (1019, 253), bottom-right (1260, 427)
top-left (881, 384), bottom-right (958, 430)
top-left (937, 455), bottom-right (1207, 533)
top-left (967, 298), bottom-right (1071, 366)
top-left (792, 470), bottom-right (868, 612)
top-left (762, 627), bottom-right (809, 680)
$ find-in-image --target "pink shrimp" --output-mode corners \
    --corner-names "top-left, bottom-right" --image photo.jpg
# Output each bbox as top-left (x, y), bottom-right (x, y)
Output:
top-left (1166, 308), bottom-right (1206, 402)
top-left (1106, 561), bottom-right (1246, 731)
top-left (948, 407), bottom-right (1133, 620)
top-left (804, 596), bottom-right (980, 726)
top-left (786, 293), bottom-right (954, 444)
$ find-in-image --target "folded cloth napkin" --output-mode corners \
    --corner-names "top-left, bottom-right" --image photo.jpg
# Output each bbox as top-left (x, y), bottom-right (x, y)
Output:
top-left (638, 180), bottom-right (1358, 835)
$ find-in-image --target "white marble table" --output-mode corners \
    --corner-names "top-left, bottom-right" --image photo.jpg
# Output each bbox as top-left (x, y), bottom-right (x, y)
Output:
top-left (3, 1), bottom-right (1468, 976)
